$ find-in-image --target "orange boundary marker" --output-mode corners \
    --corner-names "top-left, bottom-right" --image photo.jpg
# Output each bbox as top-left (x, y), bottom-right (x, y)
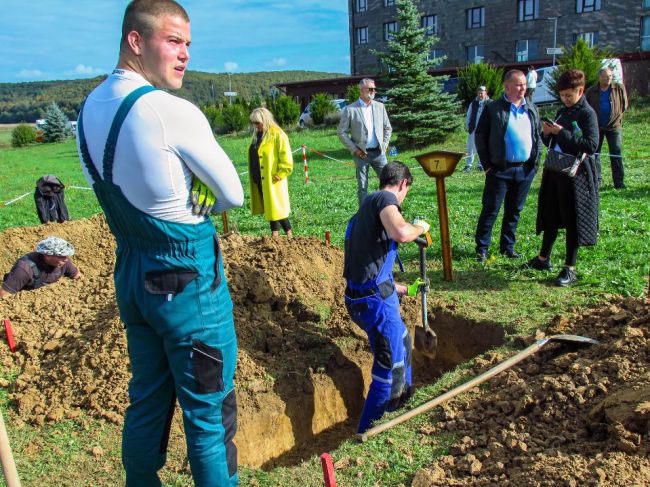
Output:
top-left (320, 453), bottom-right (337, 487)
top-left (3, 319), bottom-right (16, 353)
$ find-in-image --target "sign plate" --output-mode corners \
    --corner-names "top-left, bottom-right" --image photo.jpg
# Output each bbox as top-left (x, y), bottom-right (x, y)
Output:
top-left (223, 91), bottom-right (238, 97)
top-left (546, 47), bottom-right (563, 55)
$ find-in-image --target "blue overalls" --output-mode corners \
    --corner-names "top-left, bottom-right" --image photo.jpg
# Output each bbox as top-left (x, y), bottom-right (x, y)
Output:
top-left (344, 217), bottom-right (413, 434)
top-left (78, 86), bottom-right (238, 486)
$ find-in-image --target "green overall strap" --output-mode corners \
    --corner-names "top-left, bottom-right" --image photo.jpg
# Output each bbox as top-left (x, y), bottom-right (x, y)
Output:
top-left (102, 85), bottom-right (157, 183)
top-left (77, 102), bottom-right (102, 185)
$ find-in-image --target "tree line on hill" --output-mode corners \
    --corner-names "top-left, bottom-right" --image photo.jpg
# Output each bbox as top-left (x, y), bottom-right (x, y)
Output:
top-left (0, 70), bottom-right (344, 124)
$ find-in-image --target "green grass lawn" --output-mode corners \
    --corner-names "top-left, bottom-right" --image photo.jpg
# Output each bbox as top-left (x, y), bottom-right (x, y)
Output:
top-left (0, 100), bottom-right (649, 486)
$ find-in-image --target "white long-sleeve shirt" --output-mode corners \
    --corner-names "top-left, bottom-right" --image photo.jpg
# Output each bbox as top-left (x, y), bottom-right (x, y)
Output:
top-left (77, 69), bottom-right (243, 224)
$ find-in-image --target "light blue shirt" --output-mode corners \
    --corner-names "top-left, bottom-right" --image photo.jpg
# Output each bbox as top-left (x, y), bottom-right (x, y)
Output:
top-left (504, 96), bottom-right (533, 163)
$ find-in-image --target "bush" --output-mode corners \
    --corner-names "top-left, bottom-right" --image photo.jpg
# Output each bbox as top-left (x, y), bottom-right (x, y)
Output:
top-left (203, 105), bottom-right (224, 132)
top-left (268, 95), bottom-right (301, 126)
top-left (42, 102), bottom-right (73, 143)
top-left (457, 62), bottom-right (504, 107)
top-left (11, 123), bottom-right (37, 147)
top-left (310, 93), bottom-right (336, 125)
top-left (346, 84), bottom-right (361, 104)
top-left (323, 111), bottom-right (342, 127)
top-left (222, 104), bottom-right (248, 133)
top-left (549, 38), bottom-right (614, 99)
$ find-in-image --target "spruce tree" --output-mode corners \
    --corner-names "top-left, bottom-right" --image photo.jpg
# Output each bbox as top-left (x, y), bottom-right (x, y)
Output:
top-left (42, 102), bottom-right (72, 143)
top-left (373, 0), bottom-right (461, 148)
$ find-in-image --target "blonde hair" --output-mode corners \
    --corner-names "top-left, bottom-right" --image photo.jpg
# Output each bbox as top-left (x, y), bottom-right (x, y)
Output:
top-left (250, 107), bottom-right (279, 140)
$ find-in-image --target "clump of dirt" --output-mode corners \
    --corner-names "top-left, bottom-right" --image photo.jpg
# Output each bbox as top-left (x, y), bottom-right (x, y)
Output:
top-left (412, 297), bottom-right (650, 486)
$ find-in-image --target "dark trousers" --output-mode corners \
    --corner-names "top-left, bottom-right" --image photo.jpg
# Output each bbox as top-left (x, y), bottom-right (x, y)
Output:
top-left (475, 165), bottom-right (536, 254)
top-left (597, 128), bottom-right (624, 188)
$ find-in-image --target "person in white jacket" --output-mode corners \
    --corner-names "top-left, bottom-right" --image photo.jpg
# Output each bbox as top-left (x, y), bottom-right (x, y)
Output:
top-left (463, 86), bottom-right (490, 172)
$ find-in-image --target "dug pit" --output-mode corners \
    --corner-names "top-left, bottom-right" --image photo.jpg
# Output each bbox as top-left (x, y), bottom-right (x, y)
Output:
top-left (0, 215), bottom-right (505, 469)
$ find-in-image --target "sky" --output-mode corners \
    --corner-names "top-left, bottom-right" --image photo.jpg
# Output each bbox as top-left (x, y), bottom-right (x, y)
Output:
top-left (1, 0), bottom-right (351, 83)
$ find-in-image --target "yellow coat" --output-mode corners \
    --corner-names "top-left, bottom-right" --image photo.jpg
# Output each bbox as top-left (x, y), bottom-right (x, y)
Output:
top-left (249, 125), bottom-right (293, 221)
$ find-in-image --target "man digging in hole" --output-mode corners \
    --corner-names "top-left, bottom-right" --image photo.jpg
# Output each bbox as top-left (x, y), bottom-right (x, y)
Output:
top-left (76, 1), bottom-right (243, 485)
top-left (343, 161), bottom-right (431, 433)
top-left (0, 236), bottom-right (81, 297)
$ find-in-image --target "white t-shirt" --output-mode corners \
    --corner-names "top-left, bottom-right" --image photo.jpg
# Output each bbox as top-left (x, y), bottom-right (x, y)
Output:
top-left (77, 69), bottom-right (243, 224)
top-left (358, 98), bottom-right (379, 149)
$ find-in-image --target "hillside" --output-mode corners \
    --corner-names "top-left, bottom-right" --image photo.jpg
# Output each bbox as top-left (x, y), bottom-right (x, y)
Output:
top-left (0, 70), bottom-right (345, 123)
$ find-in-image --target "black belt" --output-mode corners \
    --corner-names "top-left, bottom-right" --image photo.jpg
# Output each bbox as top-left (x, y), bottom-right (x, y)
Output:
top-left (507, 161), bottom-right (526, 166)
top-left (366, 146), bottom-right (380, 151)
top-left (345, 280), bottom-right (395, 299)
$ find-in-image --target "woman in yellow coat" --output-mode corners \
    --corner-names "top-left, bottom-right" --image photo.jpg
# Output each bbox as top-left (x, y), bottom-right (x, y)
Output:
top-left (248, 107), bottom-right (294, 236)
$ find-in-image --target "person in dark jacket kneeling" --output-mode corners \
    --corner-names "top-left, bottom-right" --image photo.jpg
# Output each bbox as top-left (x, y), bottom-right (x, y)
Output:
top-left (524, 69), bottom-right (600, 287)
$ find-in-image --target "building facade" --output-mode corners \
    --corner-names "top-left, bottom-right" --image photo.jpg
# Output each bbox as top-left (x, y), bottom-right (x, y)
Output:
top-left (349, 0), bottom-right (650, 74)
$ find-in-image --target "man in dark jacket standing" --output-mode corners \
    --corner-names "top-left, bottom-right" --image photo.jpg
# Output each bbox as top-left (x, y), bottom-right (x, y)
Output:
top-left (474, 70), bottom-right (541, 263)
top-left (585, 67), bottom-right (628, 189)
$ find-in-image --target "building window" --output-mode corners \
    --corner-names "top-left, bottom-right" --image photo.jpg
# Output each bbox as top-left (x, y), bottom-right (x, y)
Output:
top-left (576, 0), bottom-right (601, 13)
top-left (355, 0), bottom-right (367, 13)
top-left (574, 31), bottom-right (599, 47)
top-left (356, 26), bottom-right (368, 45)
top-left (383, 21), bottom-right (398, 41)
top-left (466, 45), bottom-right (485, 64)
top-left (466, 7), bottom-right (485, 29)
top-left (421, 15), bottom-right (437, 35)
top-left (516, 39), bottom-right (539, 61)
top-left (384, 0), bottom-right (396, 6)
top-left (642, 16), bottom-right (650, 51)
top-left (644, 0), bottom-right (650, 9)
top-left (518, 0), bottom-right (539, 21)
top-left (429, 49), bottom-right (447, 65)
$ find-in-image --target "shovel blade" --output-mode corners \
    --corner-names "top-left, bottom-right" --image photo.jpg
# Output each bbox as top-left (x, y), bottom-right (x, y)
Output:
top-left (415, 326), bottom-right (437, 359)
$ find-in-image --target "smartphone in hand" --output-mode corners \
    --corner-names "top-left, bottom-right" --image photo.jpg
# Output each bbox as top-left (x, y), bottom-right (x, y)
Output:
top-left (542, 117), bottom-right (554, 124)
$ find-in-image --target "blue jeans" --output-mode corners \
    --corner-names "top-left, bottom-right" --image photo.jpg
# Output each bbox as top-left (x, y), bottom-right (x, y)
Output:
top-left (475, 165), bottom-right (536, 254)
top-left (597, 128), bottom-right (624, 187)
top-left (354, 149), bottom-right (387, 205)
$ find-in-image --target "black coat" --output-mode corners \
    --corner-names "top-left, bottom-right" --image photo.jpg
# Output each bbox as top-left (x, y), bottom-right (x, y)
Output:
top-left (537, 96), bottom-right (600, 246)
top-left (34, 175), bottom-right (70, 224)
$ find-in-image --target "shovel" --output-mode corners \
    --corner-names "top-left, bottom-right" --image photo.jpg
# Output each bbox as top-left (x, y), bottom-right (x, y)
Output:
top-left (359, 333), bottom-right (599, 441)
top-left (413, 235), bottom-right (437, 358)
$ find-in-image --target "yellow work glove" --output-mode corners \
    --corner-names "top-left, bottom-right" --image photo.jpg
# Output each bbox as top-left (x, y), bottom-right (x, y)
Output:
top-left (412, 219), bottom-right (430, 234)
top-left (407, 277), bottom-right (425, 297)
top-left (191, 177), bottom-right (216, 216)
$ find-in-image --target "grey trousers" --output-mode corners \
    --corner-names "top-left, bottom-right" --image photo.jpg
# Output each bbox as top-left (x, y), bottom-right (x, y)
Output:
top-left (354, 149), bottom-right (387, 205)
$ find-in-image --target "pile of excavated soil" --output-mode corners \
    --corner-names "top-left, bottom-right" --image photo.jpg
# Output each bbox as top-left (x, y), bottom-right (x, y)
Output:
top-left (412, 297), bottom-right (650, 487)
top-left (0, 215), bottom-right (409, 467)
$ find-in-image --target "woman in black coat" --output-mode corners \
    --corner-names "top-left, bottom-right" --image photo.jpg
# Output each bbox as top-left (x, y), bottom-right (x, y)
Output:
top-left (525, 69), bottom-right (600, 286)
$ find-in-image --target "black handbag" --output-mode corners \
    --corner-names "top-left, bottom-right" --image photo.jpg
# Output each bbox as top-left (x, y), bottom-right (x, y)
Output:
top-left (544, 144), bottom-right (586, 178)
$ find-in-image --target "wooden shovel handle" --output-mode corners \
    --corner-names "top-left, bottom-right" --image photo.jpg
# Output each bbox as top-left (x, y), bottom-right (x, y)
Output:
top-left (0, 410), bottom-right (21, 487)
top-left (358, 339), bottom-right (549, 441)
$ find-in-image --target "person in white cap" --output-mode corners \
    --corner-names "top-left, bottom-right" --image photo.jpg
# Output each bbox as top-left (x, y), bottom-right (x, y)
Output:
top-left (0, 236), bottom-right (81, 297)
top-left (463, 85), bottom-right (490, 172)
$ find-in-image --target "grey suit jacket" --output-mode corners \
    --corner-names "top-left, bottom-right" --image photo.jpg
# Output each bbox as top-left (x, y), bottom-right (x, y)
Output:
top-left (337, 99), bottom-right (392, 155)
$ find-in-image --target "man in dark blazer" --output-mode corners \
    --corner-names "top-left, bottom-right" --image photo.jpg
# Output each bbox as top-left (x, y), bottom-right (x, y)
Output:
top-left (338, 78), bottom-right (392, 205)
top-left (474, 69), bottom-right (542, 263)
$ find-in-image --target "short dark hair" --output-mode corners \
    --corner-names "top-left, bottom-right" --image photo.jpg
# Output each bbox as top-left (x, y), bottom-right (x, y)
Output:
top-left (120, 0), bottom-right (189, 51)
top-left (379, 161), bottom-right (413, 189)
top-left (557, 69), bottom-right (586, 91)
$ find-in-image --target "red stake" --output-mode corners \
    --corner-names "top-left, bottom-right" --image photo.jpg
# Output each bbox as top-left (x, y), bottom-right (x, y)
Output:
top-left (3, 319), bottom-right (16, 353)
top-left (320, 453), bottom-right (337, 487)
top-left (325, 231), bottom-right (331, 245)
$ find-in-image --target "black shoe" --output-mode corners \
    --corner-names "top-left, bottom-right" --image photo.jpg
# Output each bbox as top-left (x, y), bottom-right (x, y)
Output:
top-left (523, 256), bottom-right (553, 271)
top-left (476, 252), bottom-right (487, 264)
top-left (501, 250), bottom-right (520, 259)
top-left (614, 184), bottom-right (626, 190)
top-left (555, 267), bottom-right (577, 287)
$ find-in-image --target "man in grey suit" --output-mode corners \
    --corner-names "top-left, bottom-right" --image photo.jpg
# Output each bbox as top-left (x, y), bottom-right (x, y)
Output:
top-left (338, 78), bottom-right (392, 205)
